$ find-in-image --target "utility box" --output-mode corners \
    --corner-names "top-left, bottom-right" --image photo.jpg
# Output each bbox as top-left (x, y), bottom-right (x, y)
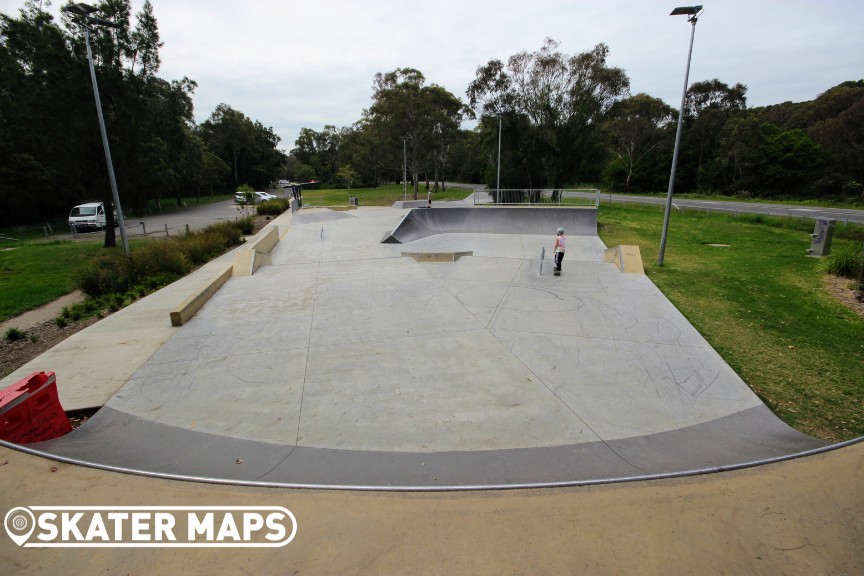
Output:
top-left (349, 196), bottom-right (359, 206)
top-left (806, 218), bottom-right (835, 257)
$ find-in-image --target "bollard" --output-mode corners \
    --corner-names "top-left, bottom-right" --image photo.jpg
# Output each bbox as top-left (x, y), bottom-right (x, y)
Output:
top-left (164, 224), bottom-right (169, 237)
top-left (185, 224), bottom-right (190, 234)
top-left (540, 246), bottom-right (545, 276)
top-left (806, 219), bottom-right (836, 257)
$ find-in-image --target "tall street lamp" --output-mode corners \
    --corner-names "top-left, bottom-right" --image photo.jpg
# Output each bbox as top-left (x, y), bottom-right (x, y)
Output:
top-left (658, 5), bottom-right (703, 266)
top-left (400, 136), bottom-right (409, 202)
top-left (63, 2), bottom-right (130, 257)
top-left (496, 114), bottom-right (502, 205)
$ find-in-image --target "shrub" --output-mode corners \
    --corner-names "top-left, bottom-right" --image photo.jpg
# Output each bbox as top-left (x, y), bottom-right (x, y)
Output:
top-left (74, 218), bottom-right (249, 308)
top-left (256, 198), bottom-right (291, 216)
top-left (236, 215), bottom-right (255, 235)
top-left (75, 250), bottom-right (136, 297)
top-left (827, 243), bottom-right (864, 279)
top-left (132, 240), bottom-right (192, 279)
top-left (178, 233), bottom-right (219, 265)
top-left (4, 327), bottom-right (27, 342)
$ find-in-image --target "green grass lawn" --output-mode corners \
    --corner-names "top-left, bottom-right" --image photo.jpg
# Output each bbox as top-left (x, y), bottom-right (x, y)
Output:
top-left (300, 183), bottom-right (473, 206)
top-left (598, 204), bottom-right (864, 441)
top-left (0, 240), bottom-right (104, 320)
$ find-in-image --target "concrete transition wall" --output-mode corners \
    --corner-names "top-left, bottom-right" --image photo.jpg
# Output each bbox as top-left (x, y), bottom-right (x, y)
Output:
top-left (382, 207), bottom-right (598, 244)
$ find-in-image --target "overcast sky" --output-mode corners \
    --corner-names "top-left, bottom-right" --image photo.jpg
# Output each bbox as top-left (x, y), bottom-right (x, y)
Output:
top-left (2, 0), bottom-right (862, 152)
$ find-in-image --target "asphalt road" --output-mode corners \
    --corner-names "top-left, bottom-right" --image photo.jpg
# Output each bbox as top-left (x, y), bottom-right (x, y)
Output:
top-left (599, 192), bottom-right (864, 225)
top-left (64, 197), bottom-right (269, 240)
top-left (451, 183), bottom-right (864, 225)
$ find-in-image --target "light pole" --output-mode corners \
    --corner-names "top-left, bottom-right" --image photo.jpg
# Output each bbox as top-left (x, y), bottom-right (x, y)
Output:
top-left (496, 114), bottom-right (502, 205)
top-left (400, 136), bottom-right (409, 202)
top-left (658, 5), bottom-right (703, 266)
top-left (63, 2), bottom-right (130, 258)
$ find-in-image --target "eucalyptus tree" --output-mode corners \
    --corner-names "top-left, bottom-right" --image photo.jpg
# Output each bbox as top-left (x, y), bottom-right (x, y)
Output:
top-left (467, 38), bottom-right (629, 187)
top-left (366, 68), bottom-right (463, 198)
top-left (679, 79), bottom-right (747, 190)
top-left (602, 93), bottom-right (676, 191)
top-left (200, 104), bottom-right (256, 188)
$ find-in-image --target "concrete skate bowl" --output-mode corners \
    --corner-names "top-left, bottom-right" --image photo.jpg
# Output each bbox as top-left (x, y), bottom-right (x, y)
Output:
top-left (4, 204), bottom-right (841, 491)
top-left (381, 206), bottom-right (598, 243)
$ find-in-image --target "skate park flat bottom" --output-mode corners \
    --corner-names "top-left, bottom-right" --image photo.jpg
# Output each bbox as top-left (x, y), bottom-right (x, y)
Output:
top-left (22, 207), bottom-right (827, 488)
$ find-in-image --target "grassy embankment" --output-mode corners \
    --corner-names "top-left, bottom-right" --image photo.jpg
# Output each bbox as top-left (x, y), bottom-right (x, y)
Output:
top-left (598, 203), bottom-right (863, 441)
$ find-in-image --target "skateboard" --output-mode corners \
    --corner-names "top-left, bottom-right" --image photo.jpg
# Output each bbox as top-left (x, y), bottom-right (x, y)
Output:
top-left (554, 269), bottom-right (560, 276)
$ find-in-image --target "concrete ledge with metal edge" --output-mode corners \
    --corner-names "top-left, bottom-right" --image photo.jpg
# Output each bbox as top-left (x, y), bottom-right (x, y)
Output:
top-left (232, 224), bottom-right (281, 277)
top-left (169, 262), bottom-right (233, 326)
top-left (170, 222), bottom-right (285, 326)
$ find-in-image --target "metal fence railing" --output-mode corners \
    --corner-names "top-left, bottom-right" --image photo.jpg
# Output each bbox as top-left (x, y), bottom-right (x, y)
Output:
top-left (474, 188), bottom-right (600, 207)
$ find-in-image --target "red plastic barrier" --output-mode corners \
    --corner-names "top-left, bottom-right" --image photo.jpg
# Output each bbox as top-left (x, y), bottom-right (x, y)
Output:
top-left (0, 371), bottom-right (72, 444)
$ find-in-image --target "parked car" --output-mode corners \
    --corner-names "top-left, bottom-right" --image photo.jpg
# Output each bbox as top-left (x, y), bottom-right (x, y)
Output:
top-left (255, 191), bottom-right (278, 202)
top-left (68, 202), bottom-right (113, 231)
top-left (234, 191), bottom-right (278, 204)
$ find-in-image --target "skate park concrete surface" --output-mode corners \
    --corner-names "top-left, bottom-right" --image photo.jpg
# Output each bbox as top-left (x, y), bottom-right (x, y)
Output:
top-left (1, 203), bottom-right (862, 573)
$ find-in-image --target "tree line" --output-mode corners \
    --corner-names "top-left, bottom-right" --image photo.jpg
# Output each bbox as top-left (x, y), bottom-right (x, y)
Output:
top-left (0, 0), bottom-right (286, 230)
top-left (4, 2), bottom-right (863, 232)
top-left (290, 38), bottom-right (863, 202)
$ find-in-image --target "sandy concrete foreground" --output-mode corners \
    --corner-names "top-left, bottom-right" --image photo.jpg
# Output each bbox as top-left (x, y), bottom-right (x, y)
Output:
top-left (1, 441), bottom-right (861, 575)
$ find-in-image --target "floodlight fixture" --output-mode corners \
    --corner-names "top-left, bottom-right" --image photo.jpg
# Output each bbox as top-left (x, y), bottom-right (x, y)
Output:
top-left (62, 2), bottom-right (99, 18)
top-left (670, 5), bottom-right (703, 18)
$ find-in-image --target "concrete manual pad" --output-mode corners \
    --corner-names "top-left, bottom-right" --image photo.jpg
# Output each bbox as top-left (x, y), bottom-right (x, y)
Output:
top-left (23, 206), bottom-right (826, 488)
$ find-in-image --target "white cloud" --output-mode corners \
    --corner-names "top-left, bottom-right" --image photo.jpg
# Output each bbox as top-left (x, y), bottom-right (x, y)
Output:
top-left (2, 0), bottom-right (862, 151)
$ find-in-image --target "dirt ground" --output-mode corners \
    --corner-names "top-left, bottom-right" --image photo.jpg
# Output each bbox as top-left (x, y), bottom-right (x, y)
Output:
top-left (822, 273), bottom-right (864, 317)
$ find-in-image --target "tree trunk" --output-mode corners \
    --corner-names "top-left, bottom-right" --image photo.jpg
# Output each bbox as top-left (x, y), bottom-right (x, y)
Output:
top-left (103, 195), bottom-right (117, 248)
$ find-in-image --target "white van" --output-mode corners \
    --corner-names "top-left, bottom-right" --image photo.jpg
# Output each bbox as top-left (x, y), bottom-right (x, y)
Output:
top-left (68, 202), bottom-right (109, 231)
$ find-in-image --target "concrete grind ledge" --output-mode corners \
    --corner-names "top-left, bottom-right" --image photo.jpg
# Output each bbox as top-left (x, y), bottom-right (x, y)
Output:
top-left (169, 224), bottom-right (284, 326)
top-left (169, 262), bottom-right (233, 326)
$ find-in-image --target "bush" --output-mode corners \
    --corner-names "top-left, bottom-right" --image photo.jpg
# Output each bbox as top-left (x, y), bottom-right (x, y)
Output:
top-left (75, 250), bottom-right (136, 297)
top-left (132, 240), bottom-right (192, 279)
top-left (75, 219), bottom-right (249, 301)
top-left (827, 243), bottom-right (864, 278)
top-left (4, 327), bottom-right (26, 342)
top-left (256, 198), bottom-right (291, 216)
top-left (236, 215), bottom-right (255, 235)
